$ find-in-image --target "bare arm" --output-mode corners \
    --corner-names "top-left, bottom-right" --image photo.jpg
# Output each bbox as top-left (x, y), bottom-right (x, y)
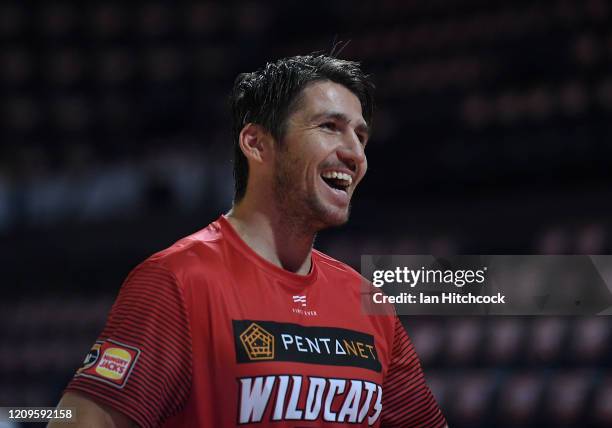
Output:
top-left (47, 392), bottom-right (136, 428)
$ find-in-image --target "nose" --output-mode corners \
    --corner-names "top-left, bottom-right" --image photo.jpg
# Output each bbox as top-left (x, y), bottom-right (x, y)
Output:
top-left (337, 131), bottom-right (366, 173)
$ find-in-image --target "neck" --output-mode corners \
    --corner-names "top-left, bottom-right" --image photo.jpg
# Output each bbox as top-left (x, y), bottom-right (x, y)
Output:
top-left (226, 199), bottom-right (315, 275)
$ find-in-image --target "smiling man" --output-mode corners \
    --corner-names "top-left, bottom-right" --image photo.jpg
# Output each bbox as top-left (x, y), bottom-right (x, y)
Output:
top-left (51, 55), bottom-right (447, 427)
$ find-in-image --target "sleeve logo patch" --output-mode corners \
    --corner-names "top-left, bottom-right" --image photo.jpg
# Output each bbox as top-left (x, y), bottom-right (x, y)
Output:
top-left (75, 339), bottom-right (141, 388)
top-left (76, 342), bottom-right (101, 374)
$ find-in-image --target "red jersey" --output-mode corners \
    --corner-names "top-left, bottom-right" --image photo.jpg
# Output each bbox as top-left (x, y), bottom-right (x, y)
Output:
top-left (66, 216), bottom-right (446, 427)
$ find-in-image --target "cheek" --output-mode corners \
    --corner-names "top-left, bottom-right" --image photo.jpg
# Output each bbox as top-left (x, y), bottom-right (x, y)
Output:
top-left (358, 158), bottom-right (368, 183)
top-left (308, 165), bottom-right (321, 188)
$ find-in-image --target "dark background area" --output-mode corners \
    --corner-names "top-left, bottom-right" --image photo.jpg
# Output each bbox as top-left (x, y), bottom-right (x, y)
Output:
top-left (0, 1), bottom-right (611, 427)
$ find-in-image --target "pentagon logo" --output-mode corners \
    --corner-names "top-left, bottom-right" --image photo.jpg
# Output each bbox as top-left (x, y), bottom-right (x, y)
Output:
top-left (240, 323), bottom-right (275, 361)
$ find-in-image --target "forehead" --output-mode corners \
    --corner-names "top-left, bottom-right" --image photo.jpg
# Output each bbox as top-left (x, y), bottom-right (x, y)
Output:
top-left (293, 80), bottom-right (365, 123)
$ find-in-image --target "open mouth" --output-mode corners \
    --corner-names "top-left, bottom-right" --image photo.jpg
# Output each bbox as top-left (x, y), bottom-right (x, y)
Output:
top-left (321, 171), bottom-right (352, 193)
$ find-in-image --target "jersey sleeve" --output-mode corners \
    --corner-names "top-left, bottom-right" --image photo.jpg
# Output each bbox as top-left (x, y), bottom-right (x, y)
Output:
top-left (65, 259), bottom-right (192, 428)
top-left (381, 317), bottom-right (446, 428)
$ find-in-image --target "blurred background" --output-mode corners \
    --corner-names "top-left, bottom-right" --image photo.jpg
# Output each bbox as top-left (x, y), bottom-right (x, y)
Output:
top-left (0, 0), bottom-right (611, 427)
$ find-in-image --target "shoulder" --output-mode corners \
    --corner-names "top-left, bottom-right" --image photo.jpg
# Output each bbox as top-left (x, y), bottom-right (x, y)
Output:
top-left (313, 249), bottom-right (392, 312)
top-left (142, 221), bottom-right (229, 284)
top-left (313, 249), bottom-right (364, 282)
top-left (313, 249), bottom-right (387, 305)
top-left (313, 248), bottom-right (397, 320)
top-left (114, 221), bottom-right (233, 312)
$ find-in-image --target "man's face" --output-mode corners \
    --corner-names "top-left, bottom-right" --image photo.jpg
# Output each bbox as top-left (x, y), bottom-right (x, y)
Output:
top-left (272, 80), bottom-right (369, 231)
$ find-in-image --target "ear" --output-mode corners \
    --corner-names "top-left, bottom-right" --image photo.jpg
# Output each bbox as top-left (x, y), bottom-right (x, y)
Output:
top-left (238, 123), bottom-right (273, 164)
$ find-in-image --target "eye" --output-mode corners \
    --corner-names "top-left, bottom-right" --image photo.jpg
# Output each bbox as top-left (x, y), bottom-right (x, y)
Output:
top-left (357, 133), bottom-right (368, 147)
top-left (320, 121), bottom-right (338, 131)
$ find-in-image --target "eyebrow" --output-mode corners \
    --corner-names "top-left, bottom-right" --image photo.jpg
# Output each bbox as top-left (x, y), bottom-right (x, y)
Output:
top-left (311, 111), bottom-right (370, 138)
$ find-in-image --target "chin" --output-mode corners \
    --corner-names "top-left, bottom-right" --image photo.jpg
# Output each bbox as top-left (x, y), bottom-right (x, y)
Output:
top-left (316, 206), bottom-right (351, 229)
top-left (305, 192), bottom-right (353, 231)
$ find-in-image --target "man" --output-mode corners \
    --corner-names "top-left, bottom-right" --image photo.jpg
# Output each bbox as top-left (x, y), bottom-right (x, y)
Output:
top-left (51, 55), bottom-right (447, 427)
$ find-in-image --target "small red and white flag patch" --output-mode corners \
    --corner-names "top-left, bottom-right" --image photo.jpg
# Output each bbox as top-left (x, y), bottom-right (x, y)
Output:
top-left (76, 339), bottom-right (140, 388)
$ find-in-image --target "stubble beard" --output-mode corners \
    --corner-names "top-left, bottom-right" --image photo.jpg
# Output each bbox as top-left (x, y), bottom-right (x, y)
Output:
top-left (273, 152), bottom-right (350, 235)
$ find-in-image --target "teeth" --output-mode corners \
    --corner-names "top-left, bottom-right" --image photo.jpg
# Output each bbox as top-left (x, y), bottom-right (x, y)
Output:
top-left (321, 171), bottom-right (353, 185)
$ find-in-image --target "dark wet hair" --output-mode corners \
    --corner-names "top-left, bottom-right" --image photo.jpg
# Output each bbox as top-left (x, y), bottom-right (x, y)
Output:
top-left (229, 54), bottom-right (375, 202)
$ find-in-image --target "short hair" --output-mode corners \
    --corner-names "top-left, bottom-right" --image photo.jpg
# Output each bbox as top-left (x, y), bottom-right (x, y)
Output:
top-left (229, 54), bottom-right (375, 202)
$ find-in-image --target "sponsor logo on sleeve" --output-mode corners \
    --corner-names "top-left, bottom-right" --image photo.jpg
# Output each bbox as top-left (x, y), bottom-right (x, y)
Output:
top-left (75, 339), bottom-right (140, 388)
top-left (77, 342), bottom-right (102, 374)
top-left (233, 320), bottom-right (381, 372)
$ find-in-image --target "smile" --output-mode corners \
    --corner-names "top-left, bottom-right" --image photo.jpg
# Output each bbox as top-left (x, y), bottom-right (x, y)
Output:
top-left (320, 171), bottom-right (352, 193)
